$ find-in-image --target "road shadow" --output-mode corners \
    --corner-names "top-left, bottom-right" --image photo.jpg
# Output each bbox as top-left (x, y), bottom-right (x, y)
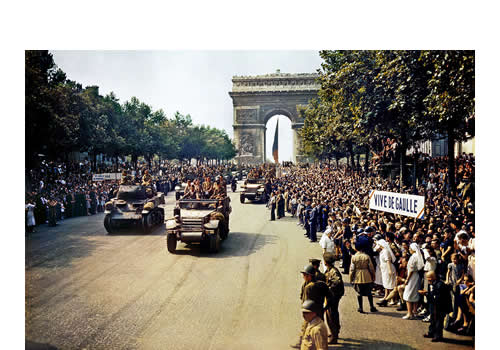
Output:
top-left (25, 340), bottom-right (58, 350)
top-left (331, 338), bottom-right (416, 350)
top-left (106, 224), bottom-right (165, 236)
top-left (26, 235), bottom-right (99, 269)
top-left (213, 231), bottom-right (278, 258)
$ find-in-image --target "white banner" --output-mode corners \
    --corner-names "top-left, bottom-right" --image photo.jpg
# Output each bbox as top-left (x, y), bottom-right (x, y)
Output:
top-left (369, 190), bottom-right (425, 219)
top-left (92, 173), bottom-right (121, 181)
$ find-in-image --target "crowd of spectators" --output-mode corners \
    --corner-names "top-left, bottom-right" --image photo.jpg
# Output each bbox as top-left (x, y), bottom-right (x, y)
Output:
top-left (25, 159), bottom-right (238, 231)
top-left (263, 153), bottom-right (475, 340)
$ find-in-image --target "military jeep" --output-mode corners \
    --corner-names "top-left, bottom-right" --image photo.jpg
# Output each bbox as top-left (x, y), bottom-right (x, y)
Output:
top-left (240, 178), bottom-right (267, 204)
top-left (165, 197), bottom-right (231, 254)
top-left (104, 185), bottom-right (165, 234)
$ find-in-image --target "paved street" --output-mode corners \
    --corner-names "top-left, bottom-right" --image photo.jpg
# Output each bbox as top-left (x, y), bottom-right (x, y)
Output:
top-left (26, 185), bottom-right (474, 350)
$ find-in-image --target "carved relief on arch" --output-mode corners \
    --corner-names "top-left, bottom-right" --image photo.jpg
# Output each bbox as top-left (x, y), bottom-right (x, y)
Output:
top-left (236, 108), bottom-right (258, 123)
top-left (238, 132), bottom-right (255, 156)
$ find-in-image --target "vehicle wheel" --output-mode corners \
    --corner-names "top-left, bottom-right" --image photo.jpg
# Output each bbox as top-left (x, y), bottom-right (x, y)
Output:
top-left (158, 208), bottom-right (165, 225)
top-left (104, 214), bottom-right (113, 234)
top-left (209, 229), bottom-right (221, 253)
top-left (167, 234), bottom-right (177, 253)
top-left (200, 237), bottom-right (209, 252)
top-left (220, 220), bottom-right (229, 240)
top-left (240, 195), bottom-right (245, 204)
top-left (142, 212), bottom-right (153, 234)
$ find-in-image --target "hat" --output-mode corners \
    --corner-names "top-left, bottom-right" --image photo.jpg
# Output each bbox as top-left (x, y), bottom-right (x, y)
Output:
top-left (364, 226), bottom-right (374, 233)
top-left (301, 299), bottom-right (322, 314)
top-left (309, 258), bottom-right (321, 266)
top-left (301, 265), bottom-right (315, 275)
top-left (355, 235), bottom-right (370, 252)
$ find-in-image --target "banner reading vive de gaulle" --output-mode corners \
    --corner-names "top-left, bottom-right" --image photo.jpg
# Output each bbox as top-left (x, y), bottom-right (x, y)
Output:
top-left (369, 190), bottom-right (425, 219)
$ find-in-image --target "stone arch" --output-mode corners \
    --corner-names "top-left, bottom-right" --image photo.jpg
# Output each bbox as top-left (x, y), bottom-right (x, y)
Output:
top-left (229, 71), bottom-right (319, 164)
top-left (262, 107), bottom-right (294, 126)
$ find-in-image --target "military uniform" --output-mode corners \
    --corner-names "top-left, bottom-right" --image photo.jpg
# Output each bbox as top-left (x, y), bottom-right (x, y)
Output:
top-left (309, 206), bottom-right (318, 242)
top-left (301, 317), bottom-right (329, 350)
top-left (120, 172), bottom-right (133, 185)
top-left (304, 205), bottom-right (312, 238)
top-left (142, 172), bottom-right (153, 187)
top-left (324, 264), bottom-right (344, 342)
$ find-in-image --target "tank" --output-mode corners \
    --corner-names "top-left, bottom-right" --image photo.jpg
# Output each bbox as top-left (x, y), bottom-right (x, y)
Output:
top-left (165, 197), bottom-right (231, 254)
top-left (104, 185), bottom-right (165, 234)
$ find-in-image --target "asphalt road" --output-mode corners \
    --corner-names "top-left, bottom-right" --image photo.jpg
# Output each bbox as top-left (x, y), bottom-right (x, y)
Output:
top-left (26, 185), bottom-right (474, 350)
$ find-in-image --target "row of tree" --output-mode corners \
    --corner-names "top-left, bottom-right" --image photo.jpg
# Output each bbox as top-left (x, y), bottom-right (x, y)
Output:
top-left (299, 50), bottom-right (474, 193)
top-left (26, 50), bottom-right (236, 170)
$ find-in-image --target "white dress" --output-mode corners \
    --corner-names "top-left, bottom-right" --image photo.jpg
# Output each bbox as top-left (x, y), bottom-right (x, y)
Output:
top-left (379, 248), bottom-right (397, 289)
top-left (26, 203), bottom-right (36, 227)
top-left (403, 254), bottom-right (421, 302)
top-left (374, 254), bottom-right (383, 286)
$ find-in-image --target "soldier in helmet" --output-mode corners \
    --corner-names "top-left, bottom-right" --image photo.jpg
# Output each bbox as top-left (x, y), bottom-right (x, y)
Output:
top-left (291, 265), bottom-right (333, 349)
top-left (323, 252), bottom-right (344, 344)
top-left (300, 300), bottom-right (329, 350)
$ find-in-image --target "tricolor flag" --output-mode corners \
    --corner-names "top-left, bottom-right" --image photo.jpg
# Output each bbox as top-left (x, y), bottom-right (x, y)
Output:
top-left (272, 119), bottom-right (279, 164)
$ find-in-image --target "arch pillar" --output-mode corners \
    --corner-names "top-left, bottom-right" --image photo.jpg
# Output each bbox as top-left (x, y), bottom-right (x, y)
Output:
top-left (292, 122), bottom-right (305, 163)
top-left (233, 121), bottom-right (266, 165)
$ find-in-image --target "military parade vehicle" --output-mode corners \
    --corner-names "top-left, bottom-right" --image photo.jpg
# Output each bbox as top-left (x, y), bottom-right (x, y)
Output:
top-left (104, 185), bottom-right (165, 234)
top-left (165, 197), bottom-right (231, 254)
top-left (174, 183), bottom-right (188, 200)
top-left (240, 178), bottom-right (267, 203)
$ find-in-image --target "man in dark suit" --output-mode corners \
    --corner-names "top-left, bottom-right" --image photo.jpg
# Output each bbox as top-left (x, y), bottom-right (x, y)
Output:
top-left (420, 271), bottom-right (452, 342)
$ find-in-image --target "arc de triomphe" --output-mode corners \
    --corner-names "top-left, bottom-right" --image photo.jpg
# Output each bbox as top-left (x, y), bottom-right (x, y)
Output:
top-left (229, 71), bottom-right (320, 164)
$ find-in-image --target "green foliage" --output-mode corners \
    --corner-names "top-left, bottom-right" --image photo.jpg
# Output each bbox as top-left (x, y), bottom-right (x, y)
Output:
top-left (25, 51), bottom-right (236, 166)
top-left (302, 50), bottom-right (474, 164)
top-left (301, 50), bottom-right (474, 190)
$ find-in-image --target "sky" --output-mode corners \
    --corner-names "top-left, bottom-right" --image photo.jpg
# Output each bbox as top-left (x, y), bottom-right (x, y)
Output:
top-left (51, 51), bottom-right (323, 162)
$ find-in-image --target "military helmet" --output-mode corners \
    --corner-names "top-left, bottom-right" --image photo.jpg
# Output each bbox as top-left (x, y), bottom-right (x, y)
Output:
top-left (301, 299), bottom-right (322, 314)
top-left (301, 265), bottom-right (315, 276)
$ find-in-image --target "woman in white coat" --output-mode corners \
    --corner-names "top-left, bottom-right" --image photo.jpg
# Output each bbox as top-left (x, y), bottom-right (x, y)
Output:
top-left (402, 242), bottom-right (425, 319)
top-left (26, 201), bottom-right (36, 233)
top-left (377, 239), bottom-right (397, 303)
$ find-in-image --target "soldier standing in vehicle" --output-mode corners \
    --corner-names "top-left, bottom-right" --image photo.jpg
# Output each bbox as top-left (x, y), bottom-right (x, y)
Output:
top-left (120, 170), bottom-right (132, 185)
top-left (323, 252), bottom-right (344, 344)
top-left (141, 169), bottom-right (152, 187)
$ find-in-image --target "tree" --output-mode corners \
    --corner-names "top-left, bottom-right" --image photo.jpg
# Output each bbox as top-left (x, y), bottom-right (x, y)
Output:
top-left (421, 50), bottom-right (475, 194)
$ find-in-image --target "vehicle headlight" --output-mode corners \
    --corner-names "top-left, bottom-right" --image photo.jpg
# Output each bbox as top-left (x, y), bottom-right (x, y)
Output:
top-left (166, 219), bottom-right (178, 229)
top-left (175, 185), bottom-right (181, 191)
